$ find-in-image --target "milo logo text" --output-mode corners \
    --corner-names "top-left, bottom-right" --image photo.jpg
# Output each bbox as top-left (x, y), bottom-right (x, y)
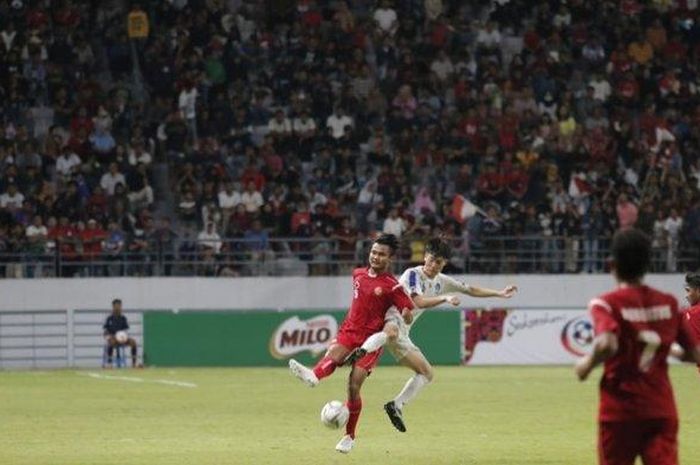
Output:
top-left (269, 315), bottom-right (338, 359)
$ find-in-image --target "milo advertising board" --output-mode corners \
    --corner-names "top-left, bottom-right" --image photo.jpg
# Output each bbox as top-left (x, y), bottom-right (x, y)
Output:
top-left (143, 309), bottom-right (460, 367)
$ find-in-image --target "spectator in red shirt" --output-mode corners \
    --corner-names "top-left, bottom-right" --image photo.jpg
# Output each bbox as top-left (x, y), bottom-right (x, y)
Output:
top-left (227, 204), bottom-right (252, 237)
top-left (291, 202), bottom-right (312, 236)
top-left (459, 108), bottom-right (485, 151)
top-left (66, 127), bottom-right (91, 159)
top-left (584, 127), bottom-right (616, 165)
top-left (477, 163), bottom-right (504, 202)
top-left (429, 17), bottom-right (451, 50)
top-left (27, 6), bottom-right (50, 31)
top-left (48, 216), bottom-right (79, 276)
top-left (300, 1), bottom-right (323, 29)
top-left (663, 34), bottom-right (687, 63)
top-left (498, 111), bottom-right (519, 151)
top-left (616, 72), bottom-right (640, 104)
top-left (54, 1), bottom-right (82, 28)
top-left (80, 218), bottom-right (107, 268)
top-left (504, 161), bottom-right (530, 201)
top-left (70, 106), bottom-right (94, 136)
top-left (241, 162), bottom-right (266, 192)
top-left (608, 43), bottom-right (633, 76)
top-left (87, 186), bottom-right (109, 219)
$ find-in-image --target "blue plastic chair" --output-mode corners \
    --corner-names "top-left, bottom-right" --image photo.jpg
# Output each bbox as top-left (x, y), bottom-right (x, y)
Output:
top-left (102, 344), bottom-right (126, 368)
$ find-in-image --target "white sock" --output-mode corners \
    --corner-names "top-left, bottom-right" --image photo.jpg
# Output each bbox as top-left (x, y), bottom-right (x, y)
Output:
top-left (361, 332), bottom-right (388, 353)
top-left (394, 374), bottom-right (430, 409)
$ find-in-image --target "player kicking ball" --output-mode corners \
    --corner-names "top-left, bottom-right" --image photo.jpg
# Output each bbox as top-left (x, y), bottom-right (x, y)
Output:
top-left (345, 237), bottom-right (517, 432)
top-left (575, 228), bottom-right (700, 465)
top-left (288, 233), bottom-right (414, 454)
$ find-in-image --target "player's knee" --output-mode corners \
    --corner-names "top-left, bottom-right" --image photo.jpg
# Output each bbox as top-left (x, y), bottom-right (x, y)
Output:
top-left (327, 344), bottom-right (346, 363)
top-left (420, 365), bottom-right (434, 382)
top-left (384, 324), bottom-right (399, 341)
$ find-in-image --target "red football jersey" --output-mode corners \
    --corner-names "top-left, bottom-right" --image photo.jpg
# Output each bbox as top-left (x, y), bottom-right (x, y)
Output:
top-left (590, 285), bottom-right (699, 421)
top-left (340, 267), bottom-right (414, 337)
top-left (684, 304), bottom-right (700, 338)
top-left (684, 304), bottom-right (700, 372)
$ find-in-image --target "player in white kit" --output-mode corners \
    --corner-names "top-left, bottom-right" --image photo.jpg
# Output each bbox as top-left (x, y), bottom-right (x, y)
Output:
top-left (345, 238), bottom-right (517, 432)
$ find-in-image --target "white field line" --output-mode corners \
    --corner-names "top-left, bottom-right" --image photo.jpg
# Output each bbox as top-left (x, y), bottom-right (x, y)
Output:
top-left (154, 379), bottom-right (197, 388)
top-left (82, 372), bottom-right (197, 388)
top-left (86, 372), bottom-right (144, 383)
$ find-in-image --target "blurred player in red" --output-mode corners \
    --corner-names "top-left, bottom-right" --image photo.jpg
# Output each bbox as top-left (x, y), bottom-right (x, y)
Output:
top-left (288, 233), bottom-right (414, 454)
top-left (575, 229), bottom-right (700, 465)
top-left (682, 272), bottom-right (700, 373)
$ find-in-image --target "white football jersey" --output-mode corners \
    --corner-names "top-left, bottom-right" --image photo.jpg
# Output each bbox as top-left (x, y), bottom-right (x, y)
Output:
top-left (396, 266), bottom-right (467, 329)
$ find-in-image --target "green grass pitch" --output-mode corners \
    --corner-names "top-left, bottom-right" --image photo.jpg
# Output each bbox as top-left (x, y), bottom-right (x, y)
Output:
top-left (2, 366), bottom-right (699, 465)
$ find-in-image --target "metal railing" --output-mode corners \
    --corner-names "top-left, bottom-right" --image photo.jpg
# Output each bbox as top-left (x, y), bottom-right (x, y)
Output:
top-left (0, 235), bottom-right (695, 277)
top-left (0, 309), bottom-right (143, 369)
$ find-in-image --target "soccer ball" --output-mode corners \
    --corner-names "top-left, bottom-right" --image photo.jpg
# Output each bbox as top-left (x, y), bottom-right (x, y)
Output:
top-left (115, 331), bottom-right (129, 344)
top-left (572, 320), bottom-right (594, 346)
top-left (320, 400), bottom-right (349, 429)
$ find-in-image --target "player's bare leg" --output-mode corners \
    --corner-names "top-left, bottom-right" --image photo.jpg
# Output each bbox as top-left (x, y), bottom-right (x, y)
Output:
top-left (384, 350), bottom-right (433, 432)
top-left (336, 365), bottom-right (368, 454)
top-left (126, 338), bottom-right (139, 367)
top-left (344, 322), bottom-right (399, 365)
top-left (289, 342), bottom-right (350, 387)
top-left (103, 335), bottom-right (117, 368)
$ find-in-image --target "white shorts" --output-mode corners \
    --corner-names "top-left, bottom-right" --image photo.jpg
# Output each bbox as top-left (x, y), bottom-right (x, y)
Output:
top-left (385, 308), bottom-right (421, 361)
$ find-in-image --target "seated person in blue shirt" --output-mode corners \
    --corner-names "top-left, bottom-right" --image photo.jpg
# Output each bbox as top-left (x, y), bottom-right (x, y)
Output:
top-left (103, 299), bottom-right (139, 367)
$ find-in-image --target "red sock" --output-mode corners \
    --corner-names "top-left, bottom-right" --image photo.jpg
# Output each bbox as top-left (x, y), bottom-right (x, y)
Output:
top-left (345, 397), bottom-right (362, 439)
top-left (312, 356), bottom-right (337, 380)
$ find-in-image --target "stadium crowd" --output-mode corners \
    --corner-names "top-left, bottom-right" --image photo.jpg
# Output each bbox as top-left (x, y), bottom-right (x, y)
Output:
top-left (2, 0), bottom-right (700, 276)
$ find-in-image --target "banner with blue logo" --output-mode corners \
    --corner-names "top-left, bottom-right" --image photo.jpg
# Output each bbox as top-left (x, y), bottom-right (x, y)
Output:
top-left (461, 308), bottom-right (592, 365)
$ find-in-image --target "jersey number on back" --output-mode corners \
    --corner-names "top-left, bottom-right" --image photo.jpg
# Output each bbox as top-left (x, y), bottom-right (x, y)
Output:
top-left (637, 330), bottom-right (661, 372)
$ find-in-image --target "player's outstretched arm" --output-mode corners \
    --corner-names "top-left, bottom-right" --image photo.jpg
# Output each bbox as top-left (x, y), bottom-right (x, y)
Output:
top-left (669, 343), bottom-right (685, 360)
top-left (687, 345), bottom-right (700, 364)
top-left (574, 332), bottom-right (618, 381)
top-left (462, 284), bottom-right (518, 299)
top-left (412, 294), bottom-right (460, 309)
top-left (670, 342), bottom-right (700, 364)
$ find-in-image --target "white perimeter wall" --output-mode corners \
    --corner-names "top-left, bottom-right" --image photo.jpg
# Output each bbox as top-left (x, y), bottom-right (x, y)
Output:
top-left (0, 274), bottom-right (690, 312)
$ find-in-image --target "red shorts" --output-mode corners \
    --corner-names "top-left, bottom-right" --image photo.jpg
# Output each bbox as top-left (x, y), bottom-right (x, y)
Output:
top-left (334, 331), bottom-right (382, 373)
top-left (599, 419), bottom-right (678, 465)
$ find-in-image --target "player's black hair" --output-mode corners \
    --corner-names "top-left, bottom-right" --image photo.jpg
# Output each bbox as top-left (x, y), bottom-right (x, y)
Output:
top-left (611, 228), bottom-right (651, 282)
top-left (686, 272), bottom-right (700, 289)
top-left (425, 237), bottom-right (452, 260)
top-left (112, 298), bottom-right (122, 305)
top-left (373, 233), bottom-right (400, 255)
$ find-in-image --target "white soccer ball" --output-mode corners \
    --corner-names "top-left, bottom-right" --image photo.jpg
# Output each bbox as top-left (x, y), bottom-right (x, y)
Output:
top-left (115, 331), bottom-right (128, 344)
top-left (320, 400), bottom-right (349, 429)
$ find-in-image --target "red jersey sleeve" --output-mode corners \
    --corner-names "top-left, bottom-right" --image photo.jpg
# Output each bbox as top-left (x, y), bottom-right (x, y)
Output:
top-left (589, 297), bottom-right (619, 335)
top-left (390, 282), bottom-right (415, 312)
top-left (678, 308), bottom-right (700, 354)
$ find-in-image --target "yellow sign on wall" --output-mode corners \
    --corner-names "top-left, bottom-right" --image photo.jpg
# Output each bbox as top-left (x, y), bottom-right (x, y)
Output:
top-left (127, 11), bottom-right (149, 39)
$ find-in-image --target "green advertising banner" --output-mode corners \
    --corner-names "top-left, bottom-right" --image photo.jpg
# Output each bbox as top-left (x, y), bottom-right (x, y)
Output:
top-left (143, 310), bottom-right (461, 367)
